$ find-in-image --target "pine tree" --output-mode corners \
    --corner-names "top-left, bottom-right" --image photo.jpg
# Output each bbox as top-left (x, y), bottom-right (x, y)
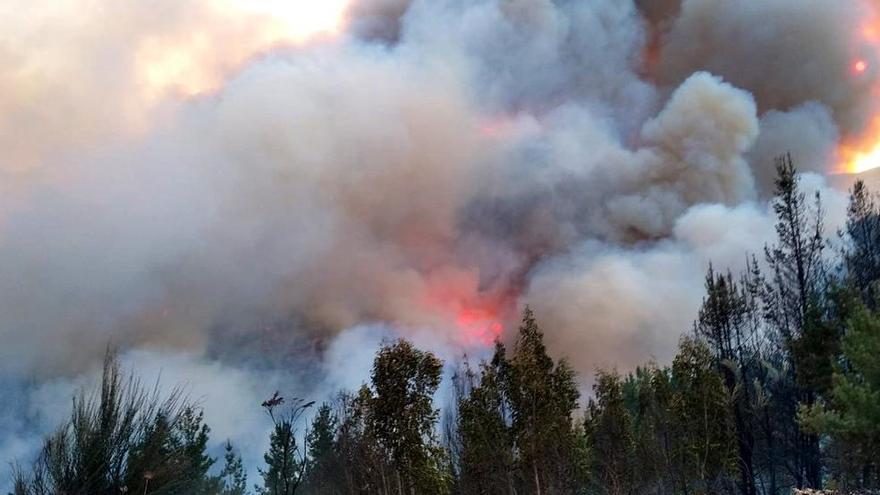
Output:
top-left (696, 266), bottom-right (758, 495)
top-left (763, 154), bottom-right (827, 489)
top-left (842, 179), bottom-right (880, 305)
top-left (124, 412), bottom-right (176, 494)
top-left (764, 154), bottom-right (826, 343)
top-left (507, 307), bottom-right (585, 494)
top-left (303, 403), bottom-right (339, 494)
top-left (217, 441), bottom-right (248, 495)
top-left (585, 370), bottom-right (636, 495)
top-left (670, 337), bottom-right (737, 493)
top-left (623, 365), bottom-right (678, 494)
top-left (257, 393), bottom-right (312, 495)
top-left (176, 407), bottom-right (217, 494)
top-left (800, 303), bottom-right (880, 490)
top-left (457, 342), bottom-right (517, 494)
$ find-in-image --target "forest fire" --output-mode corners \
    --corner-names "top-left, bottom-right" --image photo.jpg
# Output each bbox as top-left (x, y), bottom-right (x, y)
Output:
top-left (839, 116), bottom-right (880, 174)
top-left (9, 1), bottom-right (880, 493)
top-left (837, 10), bottom-right (880, 174)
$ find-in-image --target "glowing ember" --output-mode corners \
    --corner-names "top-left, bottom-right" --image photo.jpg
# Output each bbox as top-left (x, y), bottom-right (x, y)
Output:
top-left (855, 59), bottom-right (868, 73)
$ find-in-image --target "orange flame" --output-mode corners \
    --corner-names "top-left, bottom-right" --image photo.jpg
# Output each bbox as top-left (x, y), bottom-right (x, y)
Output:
top-left (840, 115), bottom-right (880, 174)
top-left (838, 5), bottom-right (880, 174)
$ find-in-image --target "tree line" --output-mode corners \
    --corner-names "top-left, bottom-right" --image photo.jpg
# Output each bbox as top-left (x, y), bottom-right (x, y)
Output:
top-left (9, 155), bottom-right (880, 494)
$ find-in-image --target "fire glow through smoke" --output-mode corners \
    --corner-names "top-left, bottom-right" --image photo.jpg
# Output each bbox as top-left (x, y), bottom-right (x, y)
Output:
top-left (456, 306), bottom-right (504, 347)
top-left (423, 280), bottom-right (511, 348)
top-left (839, 116), bottom-right (880, 174)
top-left (839, 8), bottom-right (880, 173)
top-left (138, 0), bottom-right (351, 100)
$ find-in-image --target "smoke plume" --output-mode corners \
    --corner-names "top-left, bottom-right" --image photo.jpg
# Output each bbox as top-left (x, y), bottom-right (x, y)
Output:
top-left (0, 0), bottom-right (870, 480)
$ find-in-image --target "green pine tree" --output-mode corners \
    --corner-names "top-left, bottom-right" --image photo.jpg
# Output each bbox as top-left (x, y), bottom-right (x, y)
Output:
top-left (457, 342), bottom-right (517, 494)
top-left (303, 403), bottom-right (339, 494)
top-left (670, 337), bottom-right (737, 493)
top-left (800, 303), bottom-right (880, 490)
top-left (507, 307), bottom-right (586, 494)
top-left (586, 370), bottom-right (636, 495)
top-left (217, 441), bottom-right (248, 495)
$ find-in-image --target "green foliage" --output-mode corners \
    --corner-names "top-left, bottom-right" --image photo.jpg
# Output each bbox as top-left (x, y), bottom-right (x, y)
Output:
top-left (800, 304), bottom-right (880, 490)
top-left (670, 337), bottom-right (737, 492)
top-left (623, 366), bottom-right (678, 494)
top-left (217, 441), bottom-right (248, 495)
top-left (762, 155), bottom-right (827, 489)
top-left (586, 370), bottom-right (635, 495)
top-left (589, 339), bottom-right (737, 495)
top-left (256, 393), bottom-right (312, 495)
top-left (508, 307), bottom-right (585, 494)
top-left (764, 153), bottom-right (826, 343)
top-left (124, 406), bottom-right (216, 494)
top-left (842, 179), bottom-right (880, 305)
top-left (334, 389), bottom-right (374, 492)
top-left (457, 307), bottom-right (586, 495)
top-left (457, 343), bottom-right (517, 494)
top-left (364, 339), bottom-right (451, 494)
top-left (302, 403), bottom-right (338, 494)
top-left (11, 350), bottom-right (215, 495)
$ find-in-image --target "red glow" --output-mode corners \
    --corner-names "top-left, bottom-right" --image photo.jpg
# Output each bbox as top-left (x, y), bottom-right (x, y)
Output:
top-left (855, 59), bottom-right (868, 73)
top-left (455, 305), bottom-right (504, 347)
top-left (421, 274), bottom-right (513, 348)
top-left (480, 120), bottom-right (509, 138)
top-left (479, 114), bottom-right (523, 138)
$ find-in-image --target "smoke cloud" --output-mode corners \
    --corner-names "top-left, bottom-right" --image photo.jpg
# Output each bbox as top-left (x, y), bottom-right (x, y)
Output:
top-left (0, 0), bottom-right (867, 479)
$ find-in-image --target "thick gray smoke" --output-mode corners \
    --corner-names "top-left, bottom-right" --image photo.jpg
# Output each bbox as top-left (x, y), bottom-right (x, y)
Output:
top-left (0, 0), bottom-right (867, 482)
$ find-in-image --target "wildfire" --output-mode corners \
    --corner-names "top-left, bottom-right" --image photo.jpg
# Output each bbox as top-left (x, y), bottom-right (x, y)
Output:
top-left (840, 116), bottom-right (880, 174)
top-left (138, 0), bottom-right (351, 100)
top-left (838, 6), bottom-right (880, 174)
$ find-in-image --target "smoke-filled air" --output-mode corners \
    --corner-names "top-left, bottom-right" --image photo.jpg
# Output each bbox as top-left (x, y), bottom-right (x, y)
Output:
top-left (4, 0), bottom-right (880, 494)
